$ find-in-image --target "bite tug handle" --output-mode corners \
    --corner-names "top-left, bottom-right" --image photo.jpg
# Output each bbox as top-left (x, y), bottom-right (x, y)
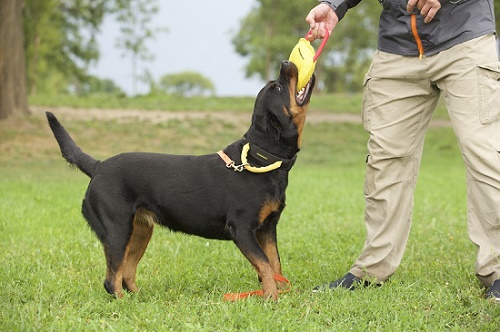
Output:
top-left (305, 29), bottom-right (331, 62)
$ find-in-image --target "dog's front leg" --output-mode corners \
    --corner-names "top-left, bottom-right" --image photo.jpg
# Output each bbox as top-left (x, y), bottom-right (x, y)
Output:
top-left (256, 220), bottom-right (290, 290)
top-left (229, 225), bottom-right (279, 300)
top-left (256, 220), bottom-right (282, 275)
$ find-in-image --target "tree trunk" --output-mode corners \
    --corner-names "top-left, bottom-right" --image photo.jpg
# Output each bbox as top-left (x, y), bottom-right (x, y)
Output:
top-left (0, 0), bottom-right (29, 120)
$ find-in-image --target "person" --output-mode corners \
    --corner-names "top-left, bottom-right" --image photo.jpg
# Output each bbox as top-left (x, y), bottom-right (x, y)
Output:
top-left (305, 0), bottom-right (500, 301)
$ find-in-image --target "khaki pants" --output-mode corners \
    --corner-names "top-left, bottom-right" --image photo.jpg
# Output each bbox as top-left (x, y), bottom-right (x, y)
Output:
top-left (350, 34), bottom-right (500, 287)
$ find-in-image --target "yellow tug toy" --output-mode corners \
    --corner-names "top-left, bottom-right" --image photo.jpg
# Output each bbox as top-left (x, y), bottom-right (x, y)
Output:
top-left (288, 29), bottom-right (330, 90)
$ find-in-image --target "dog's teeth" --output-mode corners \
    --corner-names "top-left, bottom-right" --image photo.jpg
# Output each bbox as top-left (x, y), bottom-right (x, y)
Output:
top-left (296, 84), bottom-right (308, 102)
top-left (297, 88), bottom-right (306, 102)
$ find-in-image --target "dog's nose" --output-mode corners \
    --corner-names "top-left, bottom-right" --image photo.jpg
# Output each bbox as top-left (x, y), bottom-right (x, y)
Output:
top-left (280, 60), bottom-right (292, 73)
top-left (280, 60), bottom-right (297, 76)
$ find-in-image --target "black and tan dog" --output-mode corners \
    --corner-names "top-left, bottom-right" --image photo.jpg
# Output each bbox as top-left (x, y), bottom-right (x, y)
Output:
top-left (46, 60), bottom-right (315, 300)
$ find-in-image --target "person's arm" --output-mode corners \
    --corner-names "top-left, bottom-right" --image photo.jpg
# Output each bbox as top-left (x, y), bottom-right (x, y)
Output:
top-left (305, 0), bottom-right (362, 41)
top-left (320, 0), bottom-right (363, 21)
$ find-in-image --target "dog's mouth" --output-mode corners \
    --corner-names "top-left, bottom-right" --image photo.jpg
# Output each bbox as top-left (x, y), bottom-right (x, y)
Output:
top-left (296, 77), bottom-right (314, 106)
top-left (280, 60), bottom-right (315, 107)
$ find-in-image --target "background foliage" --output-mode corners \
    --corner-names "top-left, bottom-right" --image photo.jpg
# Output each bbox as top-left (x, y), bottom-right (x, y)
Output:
top-left (19, 0), bottom-right (500, 97)
top-left (233, 0), bottom-right (381, 93)
top-left (23, 0), bottom-right (108, 95)
top-left (21, 0), bottom-right (161, 97)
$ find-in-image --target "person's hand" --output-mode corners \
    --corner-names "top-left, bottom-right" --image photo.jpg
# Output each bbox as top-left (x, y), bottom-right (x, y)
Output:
top-left (407, 0), bottom-right (441, 23)
top-left (305, 4), bottom-right (339, 41)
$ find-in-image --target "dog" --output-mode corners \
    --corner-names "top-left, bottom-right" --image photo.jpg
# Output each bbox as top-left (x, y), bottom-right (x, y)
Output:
top-left (46, 60), bottom-right (315, 300)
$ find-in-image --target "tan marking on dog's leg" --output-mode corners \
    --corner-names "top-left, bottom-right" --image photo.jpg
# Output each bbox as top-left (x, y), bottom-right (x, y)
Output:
top-left (253, 259), bottom-right (279, 300)
top-left (113, 266), bottom-right (125, 298)
top-left (259, 200), bottom-right (280, 225)
top-left (122, 208), bottom-right (155, 293)
top-left (259, 239), bottom-right (282, 278)
top-left (257, 200), bottom-right (283, 287)
top-left (256, 233), bottom-right (284, 289)
top-left (104, 257), bottom-right (125, 298)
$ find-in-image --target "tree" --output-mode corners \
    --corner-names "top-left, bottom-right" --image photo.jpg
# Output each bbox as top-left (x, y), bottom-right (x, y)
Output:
top-left (23, 0), bottom-right (108, 95)
top-left (232, 0), bottom-right (307, 82)
top-left (1, 0), bottom-right (144, 119)
top-left (233, 0), bottom-right (380, 93)
top-left (0, 0), bottom-right (29, 119)
top-left (80, 76), bottom-right (125, 96)
top-left (115, 0), bottom-right (165, 96)
top-left (159, 71), bottom-right (216, 97)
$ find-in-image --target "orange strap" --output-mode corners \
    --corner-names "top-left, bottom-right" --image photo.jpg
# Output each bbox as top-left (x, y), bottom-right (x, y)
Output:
top-left (410, 14), bottom-right (424, 60)
top-left (223, 274), bottom-right (291, 301)
top-left (217, 150), bottom-right (234, 168)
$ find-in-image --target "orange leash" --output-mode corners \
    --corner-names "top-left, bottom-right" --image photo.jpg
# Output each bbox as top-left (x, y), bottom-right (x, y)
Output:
top-left (223, 274), bottom-right (291, 301)
top-left (410, 14), bottom-right (424, 60)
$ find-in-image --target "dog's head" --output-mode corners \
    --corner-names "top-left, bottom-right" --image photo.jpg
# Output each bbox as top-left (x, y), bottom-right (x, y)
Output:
top-left (246, 60), bottom-right (315, 158)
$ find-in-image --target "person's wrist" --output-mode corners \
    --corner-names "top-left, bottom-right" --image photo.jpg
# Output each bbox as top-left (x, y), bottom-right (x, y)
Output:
top-left (319, 0), bottom-right (346, 21)
top-left (319, 0), bottom-right (341, 11)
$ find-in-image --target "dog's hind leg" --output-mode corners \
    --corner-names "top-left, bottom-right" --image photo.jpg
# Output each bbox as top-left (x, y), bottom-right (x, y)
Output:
top-left (93, 211), bottom-right (135, 299)
top-left (121, 208), bottom-right (155, 293)
top-left (102, 223), bottom-right (133, 298)
top-left (82, 200), bottom-right (130, 298)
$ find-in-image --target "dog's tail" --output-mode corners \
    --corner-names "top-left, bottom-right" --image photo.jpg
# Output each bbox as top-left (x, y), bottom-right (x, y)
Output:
top-left (46, 112), bottom-right (99, 178)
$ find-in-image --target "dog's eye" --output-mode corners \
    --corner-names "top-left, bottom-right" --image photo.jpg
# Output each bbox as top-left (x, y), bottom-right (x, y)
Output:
top-left (274, 84), bottom-right (282, 92)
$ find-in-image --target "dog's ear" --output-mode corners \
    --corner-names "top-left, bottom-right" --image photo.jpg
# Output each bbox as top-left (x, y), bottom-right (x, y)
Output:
top-left (266, 107), bottom-right (288, 128)
top-left (266, 111), bottom-right (284, 139)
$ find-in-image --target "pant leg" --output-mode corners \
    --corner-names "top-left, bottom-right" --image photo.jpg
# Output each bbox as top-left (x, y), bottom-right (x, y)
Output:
top-left (431, 35), bottom-right (500, 287)
top-left (350, 50), bottom-right (440, 281)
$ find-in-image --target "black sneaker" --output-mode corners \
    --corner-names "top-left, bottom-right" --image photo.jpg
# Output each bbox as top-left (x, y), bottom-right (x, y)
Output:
top-left (485, 279), bottom-right (500, 302)
top-left (313, 272), bottom-right (368, 292)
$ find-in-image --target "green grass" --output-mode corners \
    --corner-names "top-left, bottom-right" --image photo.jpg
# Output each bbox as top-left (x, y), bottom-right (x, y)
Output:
top-left (29, 93), bottom-right (256, 113)
top-left (1, 110), bottom-right (498, 331)
top-left (28, 93), bottom-right (450, 118)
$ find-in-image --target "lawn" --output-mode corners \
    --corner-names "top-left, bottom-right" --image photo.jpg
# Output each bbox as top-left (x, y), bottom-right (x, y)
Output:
top-left (0, 103), bottom-right (498, 331)
top-left (28, 92), bottom-right (451, 119)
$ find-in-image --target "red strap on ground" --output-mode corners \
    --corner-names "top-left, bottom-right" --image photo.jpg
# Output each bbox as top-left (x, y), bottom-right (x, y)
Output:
top-left (223, 274), bottom-right (291, 301)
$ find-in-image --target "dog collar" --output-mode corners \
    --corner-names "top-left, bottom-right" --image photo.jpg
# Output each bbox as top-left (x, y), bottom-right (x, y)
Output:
top-left (217, 143), bottom-right (296, 173)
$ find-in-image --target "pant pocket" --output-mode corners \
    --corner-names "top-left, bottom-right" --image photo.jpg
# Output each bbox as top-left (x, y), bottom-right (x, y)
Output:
top-left (477, 61), bottom-right (500, 125)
